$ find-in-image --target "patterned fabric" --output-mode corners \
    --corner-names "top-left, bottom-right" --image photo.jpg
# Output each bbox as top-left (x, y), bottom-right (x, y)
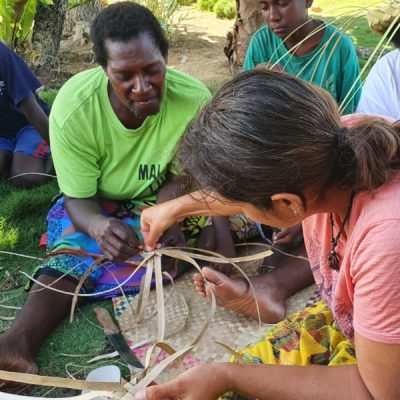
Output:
top-left (30, 196), bottom-right (163, 298)
top-left (221, 300), bottom-right (356, 400)
top-left (30, 197), bottom-right (258, 299)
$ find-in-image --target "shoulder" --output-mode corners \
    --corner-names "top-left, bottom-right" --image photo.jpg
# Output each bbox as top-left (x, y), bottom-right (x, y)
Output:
top-left (0, 41), bottom-right (14, 58)
top-left (248, 25), bottom-right (275, 48)
top-left (341, 113), bottom-right (396, 127)
top-left (357, 174), bottom-right (400, 224)
top-left (51, 67), bottom-right (105, 127)
top-left (371, 49), bottom-right (400, 72)
top-left (164, 68), bottom-right (211, 105)
top-left (349, 174), bottom-right (400, 261)
top-left (0, 41), bottom-right (36, 76)
top-left (324, 24), bottom-right (356, 52)
top-left (0, 41), bottom-right (20, 63)
top-left (251, 25), bottom-right (272, 40)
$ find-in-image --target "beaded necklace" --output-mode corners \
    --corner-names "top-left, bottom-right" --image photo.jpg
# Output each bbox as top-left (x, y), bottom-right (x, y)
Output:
top-left (327, 193), bottom-right (354, 270)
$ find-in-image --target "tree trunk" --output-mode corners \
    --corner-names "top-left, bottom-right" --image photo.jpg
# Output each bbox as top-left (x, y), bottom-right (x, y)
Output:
top-left (31, 0), bottom-right (68, 67)
top-left (12, 0), bottom-right (29, 24)
top-left (224, 0), bottom-right (264, 74)
top-left (63, 0), bottom-right (103, 43)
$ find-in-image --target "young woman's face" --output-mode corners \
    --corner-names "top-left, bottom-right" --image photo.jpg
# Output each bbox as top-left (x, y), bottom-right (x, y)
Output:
top-left (105, 32), bottom-right (166, 120)
top-left (258, 0), bottom-right (311, 39)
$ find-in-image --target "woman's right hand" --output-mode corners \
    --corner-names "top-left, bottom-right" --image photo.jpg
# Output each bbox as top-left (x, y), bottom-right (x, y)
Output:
top-left (141, 202), bottom-right (180, 250)
top-left (272, 224), bottom-right (302, 245)
top-left (90, 216), bottom-right (141, 261)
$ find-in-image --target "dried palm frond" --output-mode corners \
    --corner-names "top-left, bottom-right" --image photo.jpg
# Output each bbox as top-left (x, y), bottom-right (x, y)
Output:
top-left (263, 1), bottom-right (400, 115)
top-left (0, 245), bottom-right (278, 398)
top-left (368, 1), bottom-right (400, 34)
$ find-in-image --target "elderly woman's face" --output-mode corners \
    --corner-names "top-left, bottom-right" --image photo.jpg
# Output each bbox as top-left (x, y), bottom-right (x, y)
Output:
top-left (105, 32), bottom-right (166, 119)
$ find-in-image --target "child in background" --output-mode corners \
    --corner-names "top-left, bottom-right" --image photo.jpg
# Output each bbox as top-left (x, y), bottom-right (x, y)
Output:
top-left (0, 41), bottom-right (53, 188)
top-left (243, 0), bottom-right (361, 114)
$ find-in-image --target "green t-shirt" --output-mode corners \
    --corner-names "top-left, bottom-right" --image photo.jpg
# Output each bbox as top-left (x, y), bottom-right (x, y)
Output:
top-left (50, 67), bottom-right (211, 201)
top-left (243, 23), bottom-right (361, 114)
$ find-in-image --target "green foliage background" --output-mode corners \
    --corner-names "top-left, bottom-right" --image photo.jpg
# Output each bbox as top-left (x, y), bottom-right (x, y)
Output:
top-left (197, 0), bottom-right (235, 19)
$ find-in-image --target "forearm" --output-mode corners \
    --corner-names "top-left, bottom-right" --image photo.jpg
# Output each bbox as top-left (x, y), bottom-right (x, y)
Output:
top-left (64, 196), bottom-right (107, 238)
top-left (219, 363), bottom-right (372, 400)
top-left (212, 216), bottom-right (235, 250)
top-left (140, 191), bottom-right (243, 249)
top-left (169, 192), bottom-right (243, 222)
top-left (19, 94), bottom-right (49, 143)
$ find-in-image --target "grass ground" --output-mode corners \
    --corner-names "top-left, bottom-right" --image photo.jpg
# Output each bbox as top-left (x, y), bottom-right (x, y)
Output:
top-left (312, 0), bottom-right (392, 78)
top-left (0, 180), bottom-right (125, 396)
top-left (0, 0), bottom-right (393, 393)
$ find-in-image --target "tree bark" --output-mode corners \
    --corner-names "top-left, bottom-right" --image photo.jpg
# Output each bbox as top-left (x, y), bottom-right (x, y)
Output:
top-left (224, 0), bottom-right (264, 74)
top-left (31, 0), bottom-right (68, 67)
top-left (63, 0), bottom-right (103, 43)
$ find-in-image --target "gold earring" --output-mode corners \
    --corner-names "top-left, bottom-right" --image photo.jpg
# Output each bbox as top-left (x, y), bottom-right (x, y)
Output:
top-left (293, 209), bottom-right (300, 216)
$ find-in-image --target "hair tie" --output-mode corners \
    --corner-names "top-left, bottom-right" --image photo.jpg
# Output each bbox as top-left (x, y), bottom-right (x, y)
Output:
top-left (337, 126), bottom-right (349, 147)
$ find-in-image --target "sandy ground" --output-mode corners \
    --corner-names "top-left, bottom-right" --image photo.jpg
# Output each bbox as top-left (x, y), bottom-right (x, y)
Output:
top-left (168, 7), bottom-right (234, 86)
top-left (37, 6), bottom-right (234, 89)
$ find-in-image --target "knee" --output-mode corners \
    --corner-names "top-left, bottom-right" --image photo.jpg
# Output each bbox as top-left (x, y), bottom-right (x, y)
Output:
top-left (0, 154), bottom-right (11, 178)
top-left (197, 225), bottom-right (216, 250)
top-left (9, 173), bottom-right (52, 189)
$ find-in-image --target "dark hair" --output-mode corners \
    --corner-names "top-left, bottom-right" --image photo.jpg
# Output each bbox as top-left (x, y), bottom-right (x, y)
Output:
top-left (389, 22), bottom-right (400, 48)
top-left (177, 70), bottom-right (400, 209)
top-left (91, 1), bottom-right (168, 67)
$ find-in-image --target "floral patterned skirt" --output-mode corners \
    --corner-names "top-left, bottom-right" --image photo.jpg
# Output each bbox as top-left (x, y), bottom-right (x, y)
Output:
top-left (221, 300), bottom-right (356, 400)
top-left (29, 196), bottom-right (258, 299)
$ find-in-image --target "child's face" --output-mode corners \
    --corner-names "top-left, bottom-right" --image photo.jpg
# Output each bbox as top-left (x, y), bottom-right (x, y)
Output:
top-left (259, 0), bottom-right (312, 39)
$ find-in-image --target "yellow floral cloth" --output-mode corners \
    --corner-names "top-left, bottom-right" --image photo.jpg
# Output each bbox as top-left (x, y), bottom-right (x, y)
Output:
top-left (221, 300), bottom-right (356, 400)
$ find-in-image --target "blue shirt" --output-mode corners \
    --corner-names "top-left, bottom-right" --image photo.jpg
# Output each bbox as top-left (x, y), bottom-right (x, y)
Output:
top-left (0, 42), bottom-right (49, 138)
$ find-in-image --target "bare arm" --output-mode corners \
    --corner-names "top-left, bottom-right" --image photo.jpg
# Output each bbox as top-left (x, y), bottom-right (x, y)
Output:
top-left (228, 332), bottom-right (399, 399)
top-left (156, 173), bottom-right (186, 204)
top-left (19, 93), bottom-right (49, 144)
top-left (154, 174), bottom-right (188, 248)
top-left (142, 332), bottom-right (400, 400)
top-left (140, 191), bottom-right (243, 249)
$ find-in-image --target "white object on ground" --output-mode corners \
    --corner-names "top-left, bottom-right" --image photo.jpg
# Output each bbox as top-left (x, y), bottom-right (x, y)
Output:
top-left (82, 365), bottom-right (121, 400)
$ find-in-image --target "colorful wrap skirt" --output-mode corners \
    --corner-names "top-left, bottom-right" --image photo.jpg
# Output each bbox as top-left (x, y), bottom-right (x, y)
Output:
top-left (30, 196), bottom-right (258, 299)
top-left (221, 300), bottom-right (356, 400)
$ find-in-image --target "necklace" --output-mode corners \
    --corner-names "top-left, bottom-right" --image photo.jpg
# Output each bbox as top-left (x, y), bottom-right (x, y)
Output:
top-left (328, 193), bottom-right (354, 271)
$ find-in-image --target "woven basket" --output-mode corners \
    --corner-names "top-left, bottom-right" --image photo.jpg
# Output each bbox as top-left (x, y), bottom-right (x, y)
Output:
top-left (112, 245), bottom-right (317, 385)
top-left (367, 1), bottom-right (400, 35)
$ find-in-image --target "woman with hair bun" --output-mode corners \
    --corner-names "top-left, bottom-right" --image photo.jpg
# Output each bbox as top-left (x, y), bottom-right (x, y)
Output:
top-left (138, 70), bottom-right (400, 400)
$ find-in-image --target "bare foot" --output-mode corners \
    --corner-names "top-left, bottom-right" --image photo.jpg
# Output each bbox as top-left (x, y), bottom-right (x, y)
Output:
top-left (193, 267), bottom-right (285, 323)
top-left (0, 335), bottom-right (38, 391)
top-left (0, 276), bottom-right (79, 391)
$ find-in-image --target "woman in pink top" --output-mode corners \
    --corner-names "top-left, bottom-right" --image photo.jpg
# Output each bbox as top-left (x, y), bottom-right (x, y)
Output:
top-left (136, 70), bottom-right (400, 400)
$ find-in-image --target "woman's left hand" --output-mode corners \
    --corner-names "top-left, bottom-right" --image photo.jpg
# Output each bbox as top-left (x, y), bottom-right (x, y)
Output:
top-left (135, 363), bottom-right (229, 400)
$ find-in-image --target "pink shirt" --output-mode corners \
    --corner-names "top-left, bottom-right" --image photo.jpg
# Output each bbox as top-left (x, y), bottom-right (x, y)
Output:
top-left (303, 171), bottom-right (400, 344)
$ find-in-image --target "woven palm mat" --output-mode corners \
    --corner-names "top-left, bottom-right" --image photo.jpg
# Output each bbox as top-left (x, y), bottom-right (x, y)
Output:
top-left (112, 249), bottom-right (316, 383)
